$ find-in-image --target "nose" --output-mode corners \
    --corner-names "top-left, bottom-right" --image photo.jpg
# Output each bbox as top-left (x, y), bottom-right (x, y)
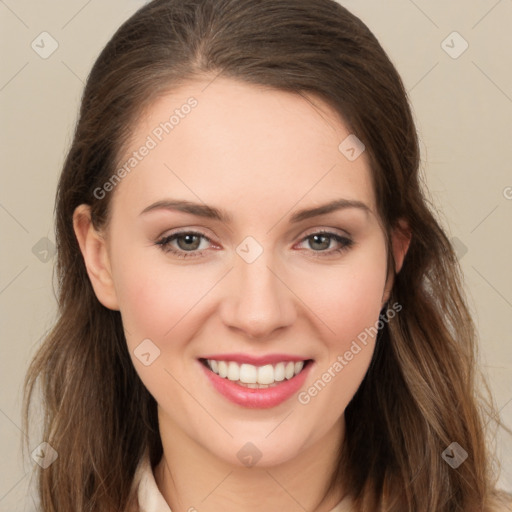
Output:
top-left (219, 250), bottom-right (297, 340)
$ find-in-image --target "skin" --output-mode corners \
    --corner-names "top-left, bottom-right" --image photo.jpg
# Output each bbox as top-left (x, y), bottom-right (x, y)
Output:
top-left (74, 76), bottom-right (411, 512)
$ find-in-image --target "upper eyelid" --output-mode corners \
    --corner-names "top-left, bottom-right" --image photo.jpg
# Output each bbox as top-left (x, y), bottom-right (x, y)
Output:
top-left (301, 226), bottom-right (352, 238)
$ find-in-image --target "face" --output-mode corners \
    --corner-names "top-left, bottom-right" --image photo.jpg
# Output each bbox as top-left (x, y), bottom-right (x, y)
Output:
top-left (76, 76), bottom-right (408, 468)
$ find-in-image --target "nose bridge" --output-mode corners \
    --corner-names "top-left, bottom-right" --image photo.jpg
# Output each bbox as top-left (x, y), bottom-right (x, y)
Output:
top-left (223, 236), bottom-right (295, 338)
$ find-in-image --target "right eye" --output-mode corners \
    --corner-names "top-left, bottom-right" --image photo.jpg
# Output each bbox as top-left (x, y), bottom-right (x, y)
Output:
top-left (155, 230), bottom-right (213, 259)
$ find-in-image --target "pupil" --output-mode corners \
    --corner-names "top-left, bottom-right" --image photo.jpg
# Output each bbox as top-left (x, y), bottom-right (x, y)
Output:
top-left (311, 234), bottom-right (328, 250)
top-left (180, 234), bottom-right (199, 250)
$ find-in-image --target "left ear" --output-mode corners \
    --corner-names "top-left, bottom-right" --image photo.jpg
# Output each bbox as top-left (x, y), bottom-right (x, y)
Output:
top-left (382, 218), bottom-right (411, 306)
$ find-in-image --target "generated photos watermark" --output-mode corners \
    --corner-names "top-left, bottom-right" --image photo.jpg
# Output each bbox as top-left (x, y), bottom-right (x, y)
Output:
top-left (93, 97), bottom-right (198, 200)
top-left (298, 301), bottom-right (402, 405)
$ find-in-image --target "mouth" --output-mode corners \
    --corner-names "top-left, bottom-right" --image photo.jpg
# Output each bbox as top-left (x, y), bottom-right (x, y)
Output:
top-left (199, 357), bottom-right (314, 389)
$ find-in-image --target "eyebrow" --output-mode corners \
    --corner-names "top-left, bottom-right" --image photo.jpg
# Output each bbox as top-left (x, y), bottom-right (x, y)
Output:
top-left (139, 198), bottom-right (370, 223)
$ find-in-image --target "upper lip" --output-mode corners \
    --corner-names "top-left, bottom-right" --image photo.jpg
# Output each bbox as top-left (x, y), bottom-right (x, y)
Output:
top-left (199, 353), bottom-right (312, 366)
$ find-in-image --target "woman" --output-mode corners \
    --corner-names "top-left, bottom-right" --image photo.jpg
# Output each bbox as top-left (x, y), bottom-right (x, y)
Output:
top-left (23, 0), bottom-right (512, 510)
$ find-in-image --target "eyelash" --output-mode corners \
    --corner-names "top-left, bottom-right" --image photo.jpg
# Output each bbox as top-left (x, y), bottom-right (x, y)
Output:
top-left (155, 229), bottom-right (354, 260)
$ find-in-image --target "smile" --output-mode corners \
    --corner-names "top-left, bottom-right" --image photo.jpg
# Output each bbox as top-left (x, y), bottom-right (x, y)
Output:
top-left (200, 358), bottom-right (311, 388)
top-left (198, 358), bottom-right (315, 408)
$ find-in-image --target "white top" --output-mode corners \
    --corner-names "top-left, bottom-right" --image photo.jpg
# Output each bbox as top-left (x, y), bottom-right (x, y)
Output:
top-left (132, 452), bottom-right (355, 512)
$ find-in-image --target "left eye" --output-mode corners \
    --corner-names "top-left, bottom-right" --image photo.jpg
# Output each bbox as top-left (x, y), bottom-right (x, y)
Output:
top-left (155, 230), bottom-right (354, 259)
top-left (296, 231), bottom-right (354, 256)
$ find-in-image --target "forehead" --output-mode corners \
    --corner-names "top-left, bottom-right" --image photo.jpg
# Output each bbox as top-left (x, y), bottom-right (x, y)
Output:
top-left (110, 77), bottom-right (376, 223)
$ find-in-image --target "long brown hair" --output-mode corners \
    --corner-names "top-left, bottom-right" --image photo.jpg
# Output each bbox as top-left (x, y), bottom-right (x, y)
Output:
top-left (23, 0), bottom-right (512, 510)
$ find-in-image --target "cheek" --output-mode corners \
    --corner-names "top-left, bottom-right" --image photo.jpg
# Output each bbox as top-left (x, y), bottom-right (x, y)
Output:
top-left (296, 253), bottom-right (387, 416)
top-left (112, 256), bottom-right (211, 400)
top-left (113, 258), bottom-right (210, 347)
top-left (295, 243), bottom-right (388, 349)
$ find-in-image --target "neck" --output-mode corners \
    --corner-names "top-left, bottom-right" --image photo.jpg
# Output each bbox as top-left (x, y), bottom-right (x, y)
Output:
top-left (154, 409), bottom-right (346, 512)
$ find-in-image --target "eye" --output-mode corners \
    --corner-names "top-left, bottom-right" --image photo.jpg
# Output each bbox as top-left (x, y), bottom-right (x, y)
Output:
top-left (155, 229), bottom-right (354, 259)
top-left (295, 230), bottom-right (354, 258)
top-left (155, 231), bottom-right (213, 259)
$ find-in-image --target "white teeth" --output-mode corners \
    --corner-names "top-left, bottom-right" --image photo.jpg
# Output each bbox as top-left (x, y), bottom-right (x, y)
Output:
top-left (204, 358), bottom-right (308, 386)
top-left (257, 364), bottom-right (274, 385)
top-left (227, 361), bottom-right (239, 381)
top-left (218, 361), bottom-right (228, 378)
top-left (274, 362), bottom-right (285, 382)
top-left (239, 363), bottom-right (257, 384)
top-left (284, 361), bottom-right (295, 379)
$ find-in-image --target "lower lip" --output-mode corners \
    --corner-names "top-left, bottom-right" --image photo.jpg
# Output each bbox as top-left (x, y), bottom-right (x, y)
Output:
top-left (199, 360), bottom-right (314, 409)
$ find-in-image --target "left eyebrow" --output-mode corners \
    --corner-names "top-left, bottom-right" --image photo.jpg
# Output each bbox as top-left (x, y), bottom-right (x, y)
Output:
top-left (288, 198), bottom-right (371, 223)
top-left (139, 198), bottom-right (371, 223)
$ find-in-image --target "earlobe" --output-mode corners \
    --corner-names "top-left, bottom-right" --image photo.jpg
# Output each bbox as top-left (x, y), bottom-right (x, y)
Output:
top-left (73, 204), bottom-right (120, 310)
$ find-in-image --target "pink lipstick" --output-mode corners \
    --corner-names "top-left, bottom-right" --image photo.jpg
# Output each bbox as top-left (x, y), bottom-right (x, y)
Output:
top-left (198, 357), bottom-right (314, 409)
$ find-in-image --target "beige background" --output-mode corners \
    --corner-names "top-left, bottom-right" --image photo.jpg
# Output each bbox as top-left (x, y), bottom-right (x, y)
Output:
top-left (1, 0), bottom-right (511, 509)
